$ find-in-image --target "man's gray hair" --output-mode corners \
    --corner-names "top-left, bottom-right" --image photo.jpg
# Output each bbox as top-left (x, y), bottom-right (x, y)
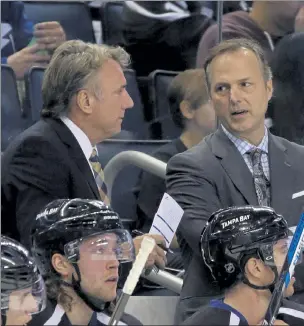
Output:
top-left (203, 38), bottom-right (273, 91)
top-left (41, 40), bottom-right (131, 118)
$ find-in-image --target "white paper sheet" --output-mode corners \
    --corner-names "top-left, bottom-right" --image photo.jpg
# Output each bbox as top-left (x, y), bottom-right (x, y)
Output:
top-left (149, 193), bottom-right (184, 248)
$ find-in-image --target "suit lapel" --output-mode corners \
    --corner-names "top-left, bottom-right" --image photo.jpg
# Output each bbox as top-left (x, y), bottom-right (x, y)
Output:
top-left (46, 118), bottom-right (100, 199)
top-left (209, 128), bottom-right (258, 205)
top-left (268, 134), bottom-right (295, 218)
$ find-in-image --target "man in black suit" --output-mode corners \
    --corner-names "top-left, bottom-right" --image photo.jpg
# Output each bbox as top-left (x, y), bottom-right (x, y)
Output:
top-left (166, 38), bottom-right (304, 323)
top-left (1, 40), bottom-right (166, 269)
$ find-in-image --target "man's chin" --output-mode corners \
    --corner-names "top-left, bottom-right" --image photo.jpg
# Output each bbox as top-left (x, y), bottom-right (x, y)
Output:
top-left (101, 290), bottom-right (117, 303)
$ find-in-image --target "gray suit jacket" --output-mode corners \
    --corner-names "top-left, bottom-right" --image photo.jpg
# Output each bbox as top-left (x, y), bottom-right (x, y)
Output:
top-left (166, 127), bottom-right (304, 301)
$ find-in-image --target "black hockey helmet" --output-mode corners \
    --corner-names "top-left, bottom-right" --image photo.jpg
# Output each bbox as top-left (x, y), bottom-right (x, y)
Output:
top-left (1, 235), bottom-right (46, 315)
top-left (31, 198), bottom-right (135, 311)
top-left (201, 206), bottom-right (290, 291)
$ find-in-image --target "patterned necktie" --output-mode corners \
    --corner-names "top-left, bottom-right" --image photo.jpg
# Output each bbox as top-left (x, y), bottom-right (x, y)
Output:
top-left (248, 149), bottom-right (270, 207)
top-left (89, 148), bottom-right (110, 205)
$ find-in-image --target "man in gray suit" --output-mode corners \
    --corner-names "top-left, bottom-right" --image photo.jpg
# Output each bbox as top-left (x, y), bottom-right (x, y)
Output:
top-left (166, 38), bottom-right (304, 323)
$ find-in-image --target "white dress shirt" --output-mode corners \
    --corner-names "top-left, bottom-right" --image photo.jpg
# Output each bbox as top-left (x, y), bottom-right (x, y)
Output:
top-left (60, 116), bottom-right (95, 176)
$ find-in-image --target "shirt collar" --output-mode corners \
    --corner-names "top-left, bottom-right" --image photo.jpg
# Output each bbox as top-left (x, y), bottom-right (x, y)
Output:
top-left (60, 116), bottom-right (94, 160)
top-left (221, 124), bottom-right (269, 155)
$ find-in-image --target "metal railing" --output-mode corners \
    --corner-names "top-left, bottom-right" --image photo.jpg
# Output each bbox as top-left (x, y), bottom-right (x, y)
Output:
top-left (104, 150), bottom-right (166, 200)
top-left (104, 150), bottom-right (183, 294)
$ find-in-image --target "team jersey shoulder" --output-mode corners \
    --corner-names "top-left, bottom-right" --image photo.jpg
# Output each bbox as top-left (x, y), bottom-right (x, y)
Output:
top-left (183, 304), bottom-right (248, 326)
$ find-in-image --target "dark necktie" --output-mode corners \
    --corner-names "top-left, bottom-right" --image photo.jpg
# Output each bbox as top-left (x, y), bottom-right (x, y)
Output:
top-left (248, 149), bottom-right (270, 207)
top-left (89, 148), bottom-right (110, 205)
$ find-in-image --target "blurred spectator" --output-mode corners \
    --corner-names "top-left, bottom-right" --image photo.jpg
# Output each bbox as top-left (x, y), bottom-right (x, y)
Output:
top-left (196, 1), bottom-right (303, 67)
top-left (270, 32), bottom-right (304, 145)
top-left (136, 69), bottom-right (215, 234)
top-left (1, 1), bottom-right (66, 79)
top-left (121, 1), bottom-right (213, 75)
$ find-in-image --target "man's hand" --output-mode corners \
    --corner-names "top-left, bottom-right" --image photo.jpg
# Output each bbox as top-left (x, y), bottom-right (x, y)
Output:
top-left (34, 21), bottom-right (66, 50)
top-left (133, 234), bottom-right (167, 269)
top-left (7, 44), bottom-right (51, 79)
top-left (295, 7), bottom-right (304, 32)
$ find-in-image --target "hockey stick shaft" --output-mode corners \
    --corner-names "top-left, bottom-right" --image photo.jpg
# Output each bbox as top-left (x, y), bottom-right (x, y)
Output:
top-left (108, 236), bottom-right (155, 325)
top-left (262, 212), bottom-right (304, 325)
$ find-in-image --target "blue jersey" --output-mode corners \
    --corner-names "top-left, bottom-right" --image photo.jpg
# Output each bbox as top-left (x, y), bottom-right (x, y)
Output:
top-left (182, 298), bottom-right (304, 325)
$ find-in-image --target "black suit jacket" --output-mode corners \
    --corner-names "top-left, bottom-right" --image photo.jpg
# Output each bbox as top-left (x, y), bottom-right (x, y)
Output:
top-left (1, 118), bottom-right (100, 248)
top-left (166, 128), bottom-right (304, 301)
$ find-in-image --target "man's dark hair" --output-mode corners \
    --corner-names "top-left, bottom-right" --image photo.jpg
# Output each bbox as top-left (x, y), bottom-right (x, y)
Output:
top-left (203, 38), bottom-right (272, 90)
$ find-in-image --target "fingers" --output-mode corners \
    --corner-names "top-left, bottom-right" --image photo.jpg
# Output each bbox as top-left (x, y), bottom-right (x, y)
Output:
top-left (21, 45), bottom-right (51, 63)
top-left (34, 22), bottom-right (65, 39)
top-left (30, 53), bottom-right (51, 63)
top-left (154, 245), bottom-right (167, 269)
top-left (132, 235), bottom-right (167, 269)
top-left (35, 37), bottom-right (58, 50)
top-left (156, 243), bottom-right (166, 259)
top-left (24, 43), bottom-right (47, 54)
top-left (146, 251), bottom-right (157, 268)
top-left (147, 234), bottom-right (166, 248)
top-left (34, 29), bottom-right (63, 39)
top-left (33, 22), bottom-right (66, 50)
top-left (34, 21), bottom-right (61, 30)
top-left (144, 246), bottom-right (166, 269)
top-left (133, 234), bottom-right (166, 248)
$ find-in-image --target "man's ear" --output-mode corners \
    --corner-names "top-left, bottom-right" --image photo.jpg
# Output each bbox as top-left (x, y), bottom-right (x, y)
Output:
top-left (244, 257), bottom-right (264, 281)
top-left (266, 79), bottom-right (273, 101)
top-left (51, 253), bottom-right (73, 278)
top-left (76, 89), bottom-right (93, 114)
top-left (245, 257), bottom-right (275, 288)
top-left (179, 100), bottom-right (195, 120)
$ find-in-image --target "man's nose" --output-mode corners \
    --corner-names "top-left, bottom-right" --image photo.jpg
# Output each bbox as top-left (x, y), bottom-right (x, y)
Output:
top-left (229, 85), bottom-right (242, 104)
top-left (107, 257), bottom-right (120, 269)
top-left (25, 294), bottom-right (39, 314)
top-left (124, 91), bottom-right (134, 110)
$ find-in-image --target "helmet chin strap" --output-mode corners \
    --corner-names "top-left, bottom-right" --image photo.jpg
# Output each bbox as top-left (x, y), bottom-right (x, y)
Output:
top-left (242, 267), bottom-right (278, 293)
top-left (60, 263), bottom-right (109, 312)
top-left (242, 264), bottom-right (279, 293)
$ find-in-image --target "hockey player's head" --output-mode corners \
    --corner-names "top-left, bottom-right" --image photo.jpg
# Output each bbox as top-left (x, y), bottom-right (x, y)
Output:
top-left (31, 198), bottom-right (135, 312)
top-left (201, 206), bottom-right (296, 296)
top-left (1, 236), bottom-right (46, 325)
